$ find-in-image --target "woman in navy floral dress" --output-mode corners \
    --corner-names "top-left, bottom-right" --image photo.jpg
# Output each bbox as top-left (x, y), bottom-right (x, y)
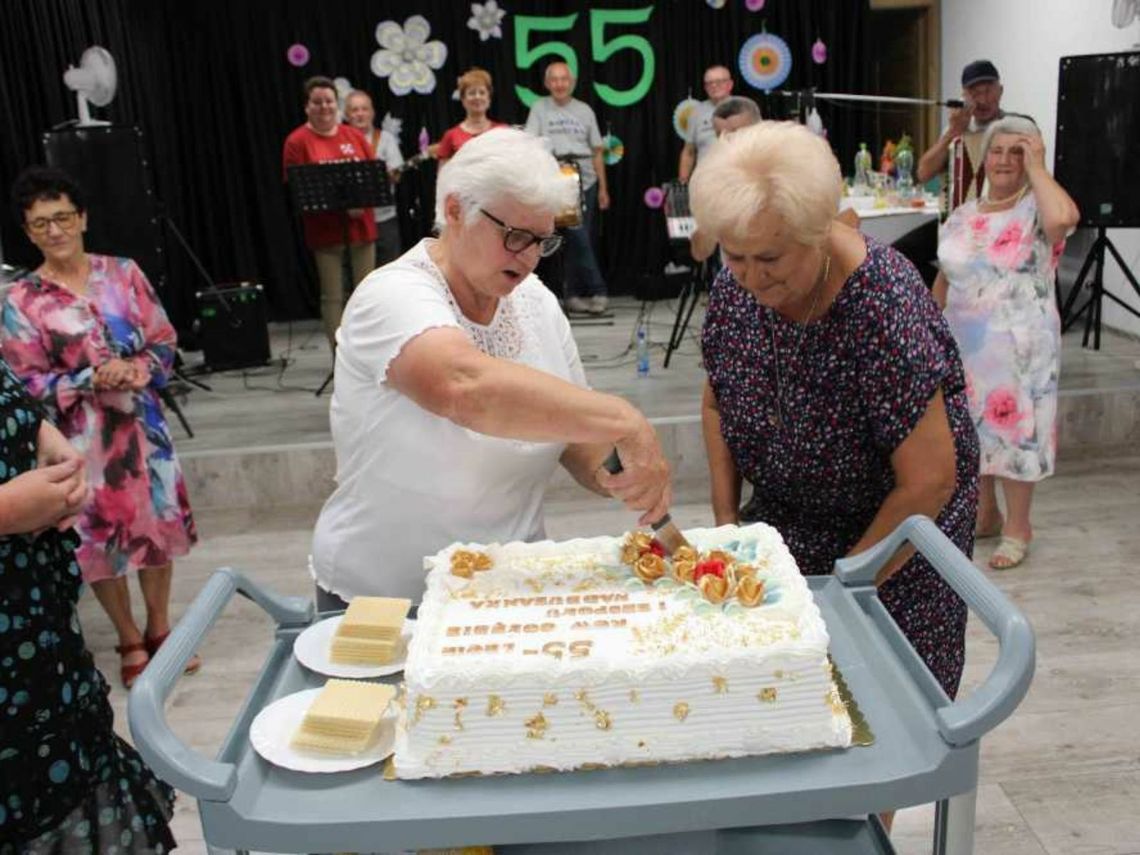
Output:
top-left (690, 122), bottom-right (979, 698)
top-left (0, 358), bottom-right (176, 852)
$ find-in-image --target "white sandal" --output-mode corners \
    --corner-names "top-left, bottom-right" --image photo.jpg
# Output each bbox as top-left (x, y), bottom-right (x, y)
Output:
top-left (989, 536), bottom-right (1029, 570)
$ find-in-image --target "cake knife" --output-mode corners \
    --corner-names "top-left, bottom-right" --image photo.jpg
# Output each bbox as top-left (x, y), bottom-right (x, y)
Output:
top-left (602, 449), bottom-right (692, 553)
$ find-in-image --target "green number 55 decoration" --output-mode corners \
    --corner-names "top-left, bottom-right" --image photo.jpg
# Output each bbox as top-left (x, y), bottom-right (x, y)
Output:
top-left (514, 6), bottom-right (656, 110)
top-left (591, 7), bottom-right (655, 107)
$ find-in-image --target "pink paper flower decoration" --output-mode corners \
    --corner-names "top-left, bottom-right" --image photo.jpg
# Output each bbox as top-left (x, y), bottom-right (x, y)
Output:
top-left (745, 0), bottom-right (766, 10)
top-left (812, 38), bottom-right (827, 64)
top-left (643, 187), bottom-right (665, 209)
top-left (287, 43), bottom-right (310, 67)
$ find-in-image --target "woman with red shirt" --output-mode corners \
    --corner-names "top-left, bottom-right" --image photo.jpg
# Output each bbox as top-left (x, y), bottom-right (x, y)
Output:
top-left (282, 76), bottom-right (377, 349)
top-left (436, 68), bottom-right (507, 162)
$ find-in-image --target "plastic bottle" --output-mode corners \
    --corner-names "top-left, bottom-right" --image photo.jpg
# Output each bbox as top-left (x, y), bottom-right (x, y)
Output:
top-left (894, 134), bottom-right (915, 199)
top-left (636, 322), bottom-right (650, 378)
top-left (853, 143), bottom-right (871, 194)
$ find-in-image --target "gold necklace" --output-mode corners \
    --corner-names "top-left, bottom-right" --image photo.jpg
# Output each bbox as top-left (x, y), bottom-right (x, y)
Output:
top-left (769, 253), bottom-right (831, 432)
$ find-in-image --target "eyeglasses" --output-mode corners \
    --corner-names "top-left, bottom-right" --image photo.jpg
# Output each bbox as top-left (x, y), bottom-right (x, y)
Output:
top-left (25, 210), bottom-right (80, 235)
top-left (704, 77), bottom-right (732, 86)
top-left (480, 209), bottom-right (563, 257)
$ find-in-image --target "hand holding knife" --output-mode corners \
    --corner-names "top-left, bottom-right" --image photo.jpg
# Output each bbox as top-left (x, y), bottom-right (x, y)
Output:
top-left (601, 449), bottom-right (691, 553)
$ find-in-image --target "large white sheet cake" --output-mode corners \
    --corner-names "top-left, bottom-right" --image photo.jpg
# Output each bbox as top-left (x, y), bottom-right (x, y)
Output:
top-left (393, 523), bottom-right (852, 778)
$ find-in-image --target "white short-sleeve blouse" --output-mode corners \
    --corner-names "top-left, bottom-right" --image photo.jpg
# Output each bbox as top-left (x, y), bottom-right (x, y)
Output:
top-left (310, 239), bottom-right (588, 602)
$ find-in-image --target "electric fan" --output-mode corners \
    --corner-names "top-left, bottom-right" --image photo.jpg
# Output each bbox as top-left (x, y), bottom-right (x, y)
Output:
top-left (63, 46), bottom-right (117, 126)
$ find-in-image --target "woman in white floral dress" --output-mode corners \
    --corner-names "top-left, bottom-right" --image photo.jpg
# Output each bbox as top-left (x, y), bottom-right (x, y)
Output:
top-left (934, 116), bottom-right (1079, 569)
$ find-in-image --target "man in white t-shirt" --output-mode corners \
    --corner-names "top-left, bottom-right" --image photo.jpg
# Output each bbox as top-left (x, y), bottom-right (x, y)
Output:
top-left (345, 90), bottom-right (404, 266)
top-left (525, 62), bottom-right (610, 315)
top-left (678, 65), bottom-right (735, 184)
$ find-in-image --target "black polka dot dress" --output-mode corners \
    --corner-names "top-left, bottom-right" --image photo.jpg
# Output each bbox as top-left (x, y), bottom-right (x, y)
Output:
top-left (0, 360), bottom-right (176, 853)
top-left (702, 241), bottom-right (980, 697)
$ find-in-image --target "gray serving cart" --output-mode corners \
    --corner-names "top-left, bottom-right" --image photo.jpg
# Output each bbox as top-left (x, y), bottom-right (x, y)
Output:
top-left (129, 516), bottom-right (1034, 855)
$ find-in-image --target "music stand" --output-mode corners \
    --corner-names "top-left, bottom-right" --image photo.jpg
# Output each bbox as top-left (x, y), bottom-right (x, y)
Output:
top-left (287, 159), bottom-right (392, 395)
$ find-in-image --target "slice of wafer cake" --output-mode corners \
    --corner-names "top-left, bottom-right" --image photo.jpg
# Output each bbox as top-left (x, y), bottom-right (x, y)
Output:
top-left (330, 597), bottom-right (411, 665)
top-left (291, 679), bottom-right (396, 755)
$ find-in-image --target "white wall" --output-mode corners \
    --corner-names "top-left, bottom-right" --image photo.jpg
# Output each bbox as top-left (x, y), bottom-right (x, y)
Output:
top-left (941, 0), bottom-right (1140, 337)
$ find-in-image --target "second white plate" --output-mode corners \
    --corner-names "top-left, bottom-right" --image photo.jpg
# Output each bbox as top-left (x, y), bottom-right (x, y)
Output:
top-left (293, 615), bottom-right (416, 678)
top-left (249, 687), bottom-right (397, 773)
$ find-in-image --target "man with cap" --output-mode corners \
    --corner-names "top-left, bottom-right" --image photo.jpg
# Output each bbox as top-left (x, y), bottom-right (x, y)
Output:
top-left (917, 60), bottom-right (1014, 208)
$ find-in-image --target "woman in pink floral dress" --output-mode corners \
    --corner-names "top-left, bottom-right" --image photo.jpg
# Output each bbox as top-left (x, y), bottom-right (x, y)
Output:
top-left (2, 167), bottom-right (199, 686)
top-left (934, 117), bottom-right (1079, 569)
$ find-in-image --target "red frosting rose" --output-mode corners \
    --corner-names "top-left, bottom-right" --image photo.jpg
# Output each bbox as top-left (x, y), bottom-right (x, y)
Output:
top-left (693, 559), bottom-right (726, 583)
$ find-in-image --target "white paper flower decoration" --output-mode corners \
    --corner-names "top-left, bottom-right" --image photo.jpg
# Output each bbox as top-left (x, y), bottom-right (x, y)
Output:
top-left (468, 1), bottom-right (507, 41)
top-left (371, 15), bottom-right (448, 96)
top-left (334, 77), bottom-right (353, 122)
top-left (381, 112), bottom-right (403, 145)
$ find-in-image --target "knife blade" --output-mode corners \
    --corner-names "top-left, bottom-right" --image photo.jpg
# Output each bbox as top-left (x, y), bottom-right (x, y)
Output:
top-left (601, 449), bottom-right (692, 553)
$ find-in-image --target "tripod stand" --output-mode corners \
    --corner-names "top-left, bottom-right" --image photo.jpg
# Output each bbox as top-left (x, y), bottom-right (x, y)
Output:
top-left (661, 180), bottom-right (710, 367)
top-left (664, 258), bottom-right (711, 368)
top-left (287, 159), bottom-right (392, 396)
top-left (1059, 226), bottom-right (1140, 350)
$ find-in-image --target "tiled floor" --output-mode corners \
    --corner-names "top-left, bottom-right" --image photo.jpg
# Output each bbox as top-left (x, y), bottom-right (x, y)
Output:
top-left (82, 451), bottom-right (1140, 854)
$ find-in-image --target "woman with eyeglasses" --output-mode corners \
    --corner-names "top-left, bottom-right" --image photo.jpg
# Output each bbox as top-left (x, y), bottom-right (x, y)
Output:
top-left (1, 166), bottom-right (199, 689)
top-left (310, 128), bottom-right (671, 609)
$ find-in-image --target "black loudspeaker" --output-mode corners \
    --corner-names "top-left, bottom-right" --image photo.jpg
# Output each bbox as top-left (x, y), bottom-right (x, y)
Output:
top-left (42, 126), bottom-right (166, 290)
top-left (1055, 52), bottom-right (1140, 228)
top-left (195, 283), bottom-right (271, 371)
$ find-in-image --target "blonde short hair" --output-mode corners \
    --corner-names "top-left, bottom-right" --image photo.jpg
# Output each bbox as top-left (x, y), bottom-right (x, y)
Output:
top-left (689, 121), bottom-right (841, 247)
top-left (457, 67), bottom-right (493, 98)
top-left (434, 127), bottom-right (576, 231)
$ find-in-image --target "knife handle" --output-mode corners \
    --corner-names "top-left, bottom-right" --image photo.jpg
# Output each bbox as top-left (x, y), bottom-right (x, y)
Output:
top-left (601, 450), bottom-right (672, 533)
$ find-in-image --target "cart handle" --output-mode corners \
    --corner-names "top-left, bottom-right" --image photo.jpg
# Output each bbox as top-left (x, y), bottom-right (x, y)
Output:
top-left (833, 515), bottom-right (1035, 747)
top-left (128, 567), bottom-right (314, 801)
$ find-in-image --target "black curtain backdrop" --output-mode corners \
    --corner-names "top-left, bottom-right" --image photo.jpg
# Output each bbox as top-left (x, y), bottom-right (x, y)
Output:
top-left (0, 0), bottom-right (877, 330)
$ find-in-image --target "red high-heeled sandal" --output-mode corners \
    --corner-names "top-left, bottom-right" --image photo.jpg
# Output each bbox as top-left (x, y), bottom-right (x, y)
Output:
top-left (115, 641), bottom-right (150, 689)
top-left (144, 631), bottom-right (202, 675)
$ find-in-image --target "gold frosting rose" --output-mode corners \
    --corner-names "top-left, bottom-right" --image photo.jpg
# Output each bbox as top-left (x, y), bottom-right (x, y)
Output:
top-left (734, 563), bottom-right (757, 579)
top-left (698, 573), bottom-right (729, 604)
top-left (450, 550), bottom-right (477, 577)
top-left (672, 559), bottom-right (696, 584)
top-left (736, 575), bottom-right (765, 608)
top-left (620, 531), bottom-right (654, 566)
top-left (672, 545), bottom-right (697, 563)
top-left (634, 553), bottom-right (666, 583)
top-left (450, 549), bottom-right (492, 577)
top-left (450, 561), bottom-right (475, 579)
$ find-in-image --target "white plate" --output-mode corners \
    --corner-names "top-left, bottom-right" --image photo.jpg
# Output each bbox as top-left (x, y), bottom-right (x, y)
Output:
top-left (293, 615), bottom-right (416, 678)
top-left (249, 687), bottom-right (396, 773)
